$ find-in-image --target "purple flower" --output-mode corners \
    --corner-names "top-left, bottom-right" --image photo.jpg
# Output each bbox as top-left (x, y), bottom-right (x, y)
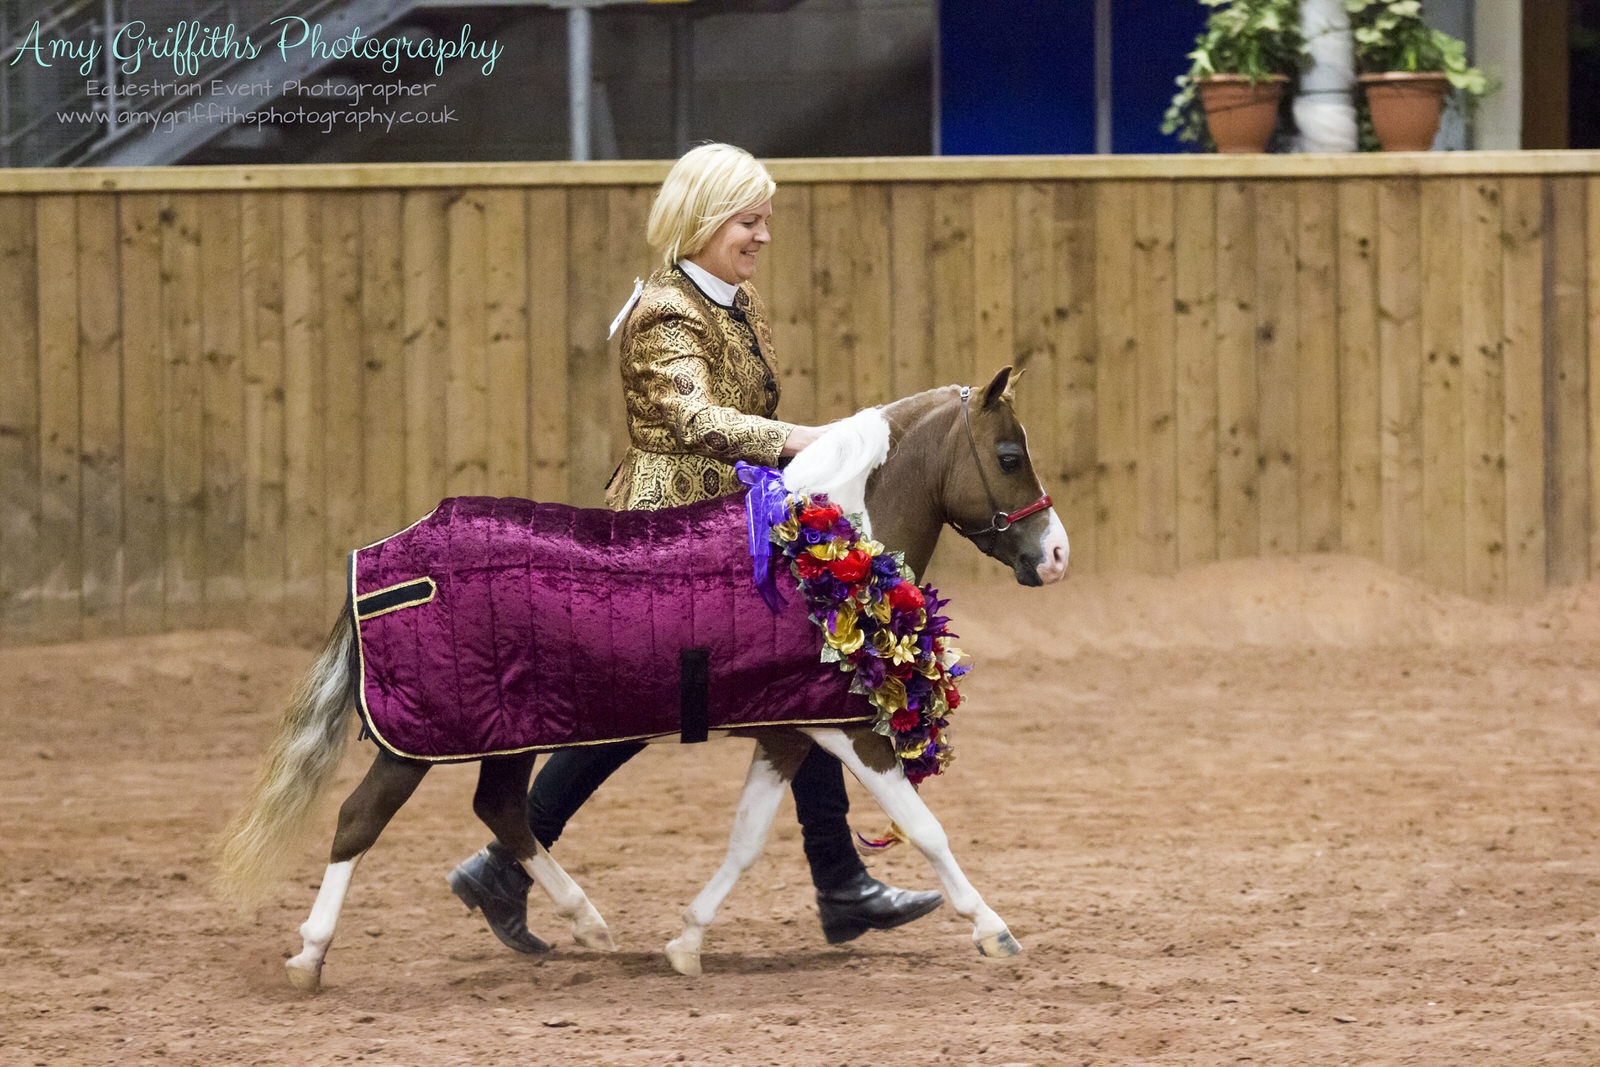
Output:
top-left (855, 655), bottom-right (887, 688)
top-left (800, 526), bottom-right (827, 546)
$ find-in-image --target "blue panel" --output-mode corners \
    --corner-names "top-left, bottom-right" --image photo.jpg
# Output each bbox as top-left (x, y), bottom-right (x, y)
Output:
top-left (939, 0), bottom-right (1096, 155)
top-left (1111, 0), bottom-right (1209, 153)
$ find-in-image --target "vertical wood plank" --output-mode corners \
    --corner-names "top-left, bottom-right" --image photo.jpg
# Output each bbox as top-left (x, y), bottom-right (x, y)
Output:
top-left (0, 197), bottom-right (41, 643)
top-left (1133, 181), bottom-right (1177, 573)
top-left (482, 188), bottom-right (529, 497)
top-left (281, 192), bottom-right (326, 626)
top-left (1377, 178), bottom-right (1425, 577)
top-left (973, 182), bottom-right (1016, 390)
top-left (525, 188), bottom-right (570, 504)
top-left (445, 190), bottom-right (489, 500)
top-left (1501, 177), bottom-right (1547, 600)
top-left (926, 183), bottom-right (976, 579)
top-left (1546, 177), bottom-right (1590, 586)
top-left (1012, 182), bottom-right (1060, 522)
top-left (810, 184), bottom-right (854, 420)
top-left (1591, 176), bottom-right (1600, 579)
top-left (200, 193), bottom-right (245, 626)
top-left (360, 191), bottom-right (405, 533)
top-left (401, 190), bottom-right (449, 518)
top-left (889, 183), bottom-right (934, 400)
top-left (1461, 179), bottom-right (1508, 601)
top-left (1420, 179), bottom-right (1467, 592)
top-left (767, 183), bottom-right (818, 424)
top-left (852, 184), bottom-right (894, 412)
top-left (1172, 182), bottom-right (1218, 569)
top-left (1215, 181), bottom-right (1259, 560)
top-left (1336, 180), bottom-right (1383, 562)
top-left (322, 193), bottom-right (363, 613)
top-left (566, 188), bottom-right (611, 507)
top-left (78, 195), bottom-right (123, 637)
top-left (240, 192), bottom-right (285, 634)
top-left (160, 196), bottom-right (206, 631)
top-left (1094, 181), bottom-right (1139, 573)
top-left (929, 184), bottom-right (976, 391)
top-left (36, 196), bottom-right (82, 640)
top-left (813, 184), bottom-right (892, 418)
top-left (1054, 182), bottom-right (1098, 571)
top-left (1254, 181), bottom-right (1299, 556)
top-left (1296, 182), bottom-right (1340, 554)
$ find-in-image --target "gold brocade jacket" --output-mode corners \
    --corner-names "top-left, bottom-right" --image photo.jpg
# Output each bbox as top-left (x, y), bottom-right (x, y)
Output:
top-left (605, 266), bottom-right (793, 510)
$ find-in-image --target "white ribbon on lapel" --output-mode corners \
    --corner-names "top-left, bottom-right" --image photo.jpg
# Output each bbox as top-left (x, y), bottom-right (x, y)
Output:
top-left (607, 277), bottom-right (644, 339)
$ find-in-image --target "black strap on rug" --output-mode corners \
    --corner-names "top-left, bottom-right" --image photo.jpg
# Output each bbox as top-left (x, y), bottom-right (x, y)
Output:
top-left (679, 648), bottom-right (710, 744)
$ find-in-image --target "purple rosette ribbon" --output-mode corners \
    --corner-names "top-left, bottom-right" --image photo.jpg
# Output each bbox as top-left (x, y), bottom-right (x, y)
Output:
top-left (735, 461), bottom-right (789, 613)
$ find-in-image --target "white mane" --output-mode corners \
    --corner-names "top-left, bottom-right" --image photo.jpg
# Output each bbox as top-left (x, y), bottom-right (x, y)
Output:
top-left (781, 408), bottom-right (891, 537)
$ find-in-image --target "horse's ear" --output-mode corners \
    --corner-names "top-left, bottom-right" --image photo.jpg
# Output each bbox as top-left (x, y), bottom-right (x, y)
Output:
top-left (982, 366), bottom-right (1015, 409)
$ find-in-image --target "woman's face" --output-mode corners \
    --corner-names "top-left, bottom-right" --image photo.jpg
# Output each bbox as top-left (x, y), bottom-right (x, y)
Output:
top-left (689, 199), bottom-right (772, 285)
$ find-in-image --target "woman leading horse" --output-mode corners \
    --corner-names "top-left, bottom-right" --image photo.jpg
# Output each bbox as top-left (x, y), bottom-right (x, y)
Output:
top-left (444, 144), bottom-right (945, 953)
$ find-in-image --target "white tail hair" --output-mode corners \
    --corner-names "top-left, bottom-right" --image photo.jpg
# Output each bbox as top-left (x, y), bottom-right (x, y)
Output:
top-left (782, 408), bottom-right (891, 536)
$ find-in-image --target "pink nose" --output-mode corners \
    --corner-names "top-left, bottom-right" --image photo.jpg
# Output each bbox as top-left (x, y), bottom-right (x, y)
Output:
top-left (1036, 533), bottom-right (1070, 585)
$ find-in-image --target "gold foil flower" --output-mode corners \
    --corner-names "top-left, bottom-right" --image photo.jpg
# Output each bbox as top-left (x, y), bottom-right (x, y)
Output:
top-left (824, 603), bottom-right (864, 654)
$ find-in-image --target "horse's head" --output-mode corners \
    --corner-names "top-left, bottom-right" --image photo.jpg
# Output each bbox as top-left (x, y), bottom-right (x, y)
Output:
top-left (939, 367), bottom-right (1069, 587)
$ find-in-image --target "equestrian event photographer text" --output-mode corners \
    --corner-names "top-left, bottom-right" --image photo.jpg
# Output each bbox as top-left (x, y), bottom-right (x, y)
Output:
top-left (7, 17), bottom-right (504, 79)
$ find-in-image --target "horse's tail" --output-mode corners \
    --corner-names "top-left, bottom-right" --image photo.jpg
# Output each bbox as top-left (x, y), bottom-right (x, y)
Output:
top-left (215, 607), bottom-right (357, 907)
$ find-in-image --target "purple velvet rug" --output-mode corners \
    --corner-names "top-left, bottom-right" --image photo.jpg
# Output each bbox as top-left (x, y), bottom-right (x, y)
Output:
top-left (348, 493), bottom-right (873, 761)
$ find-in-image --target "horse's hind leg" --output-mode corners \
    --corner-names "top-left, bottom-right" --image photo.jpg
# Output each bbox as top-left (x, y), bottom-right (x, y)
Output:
top-left (472, 754), bottom-right (615, 953)
top-left (286, 749), bottom-right (429, 992)
top-left (666, 733), bottom-right (811, 976)
top-left (802, 726), bottom-right (1020, 960)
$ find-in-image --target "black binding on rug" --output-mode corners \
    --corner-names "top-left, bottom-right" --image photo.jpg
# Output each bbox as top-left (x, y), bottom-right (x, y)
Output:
top-left (679, 648), bottom-right (710, 743)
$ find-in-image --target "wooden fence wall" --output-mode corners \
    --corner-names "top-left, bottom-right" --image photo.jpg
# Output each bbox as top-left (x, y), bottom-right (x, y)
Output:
top-left (1, 154), bottom-right (1597, 645)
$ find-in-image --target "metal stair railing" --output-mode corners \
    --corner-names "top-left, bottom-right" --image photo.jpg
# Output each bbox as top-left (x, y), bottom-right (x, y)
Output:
top-left (68, 0), bottom-right (422, 166)
top-left (1, 0), bottom-right (335, 166)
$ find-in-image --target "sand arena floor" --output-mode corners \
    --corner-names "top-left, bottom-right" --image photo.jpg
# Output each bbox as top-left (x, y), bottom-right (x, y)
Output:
top-left (3, 555), bottom-right (1599, 1066)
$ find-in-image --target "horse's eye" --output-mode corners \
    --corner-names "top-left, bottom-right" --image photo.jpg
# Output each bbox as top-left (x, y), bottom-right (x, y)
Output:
top-left (997, 451), bottom-right (1022, 474)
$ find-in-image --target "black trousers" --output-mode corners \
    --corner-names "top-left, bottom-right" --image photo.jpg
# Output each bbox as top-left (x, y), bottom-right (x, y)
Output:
top-left (525, 741), bottom-right (867, 892)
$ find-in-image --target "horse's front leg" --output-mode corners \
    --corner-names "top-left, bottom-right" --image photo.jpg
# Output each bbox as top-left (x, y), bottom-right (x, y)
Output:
top-left (802, 726), bottom-right (1020, 959)
top-left (666, 733), bottom-right (810, 976)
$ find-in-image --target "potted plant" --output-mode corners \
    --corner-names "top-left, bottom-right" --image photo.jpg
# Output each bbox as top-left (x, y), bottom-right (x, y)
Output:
top-left (1163, 0), bottom-right (1306, 153)
top-left (1345, 0), bottom-right (1491, 151)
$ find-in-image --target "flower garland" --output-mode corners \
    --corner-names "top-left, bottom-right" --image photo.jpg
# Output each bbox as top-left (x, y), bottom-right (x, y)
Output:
top-left (768, 493), bottom-right (970, 783)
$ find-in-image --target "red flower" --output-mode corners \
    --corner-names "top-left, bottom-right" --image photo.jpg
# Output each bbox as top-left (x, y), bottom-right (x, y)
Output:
top-left (888, 581), bottom-right (925, 613)
top-left (796, 554), bottom-right (830, 580)
top-left (889, 661), bottom-right (914, 679)
top-left (828, 548), bottom-right (872, 583)
top-left (800, 503), bottom-right (843, 530)
top-left (944, 686), bottom-right (961, 710)
top-left (889, 709), bottom-right (921, 732)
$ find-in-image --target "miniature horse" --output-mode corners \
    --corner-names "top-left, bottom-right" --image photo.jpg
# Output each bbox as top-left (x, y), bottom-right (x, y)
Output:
top-left (217, 367), bottom-right (1068, 990)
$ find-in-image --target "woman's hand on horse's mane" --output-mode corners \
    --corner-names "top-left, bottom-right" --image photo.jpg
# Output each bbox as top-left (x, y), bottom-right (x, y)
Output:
top-left (781, 425), bottom-right (823, 458)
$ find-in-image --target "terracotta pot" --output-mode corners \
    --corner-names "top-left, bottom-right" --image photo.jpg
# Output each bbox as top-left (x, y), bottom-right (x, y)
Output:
top-left (1198, 74), bottom-right (1288, 154)
top-left (1359, 72), bottom-right (1450, 151)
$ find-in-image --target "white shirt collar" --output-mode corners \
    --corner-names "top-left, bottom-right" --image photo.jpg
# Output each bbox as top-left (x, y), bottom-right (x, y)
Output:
top-left (677, 259), bottom-right (740, 308)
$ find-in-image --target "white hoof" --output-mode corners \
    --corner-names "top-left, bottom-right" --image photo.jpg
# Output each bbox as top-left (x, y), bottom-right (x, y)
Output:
top-left (572, 904), bottom-right (617, 952)
top-left (976, 928), bottom-right (1023, 959)
top-left (665, 938), bottom-right (702, 976)
top-left (285, 955), bottom-right (323, 993)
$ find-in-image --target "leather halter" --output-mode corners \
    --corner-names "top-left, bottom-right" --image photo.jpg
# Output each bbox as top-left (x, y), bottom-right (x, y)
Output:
top-left (949, 386), bottom-right (1053, 540)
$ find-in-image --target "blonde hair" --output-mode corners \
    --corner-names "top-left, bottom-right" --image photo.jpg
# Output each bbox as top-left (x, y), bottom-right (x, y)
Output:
top-left (647, 143), bottom-right (776, 268)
